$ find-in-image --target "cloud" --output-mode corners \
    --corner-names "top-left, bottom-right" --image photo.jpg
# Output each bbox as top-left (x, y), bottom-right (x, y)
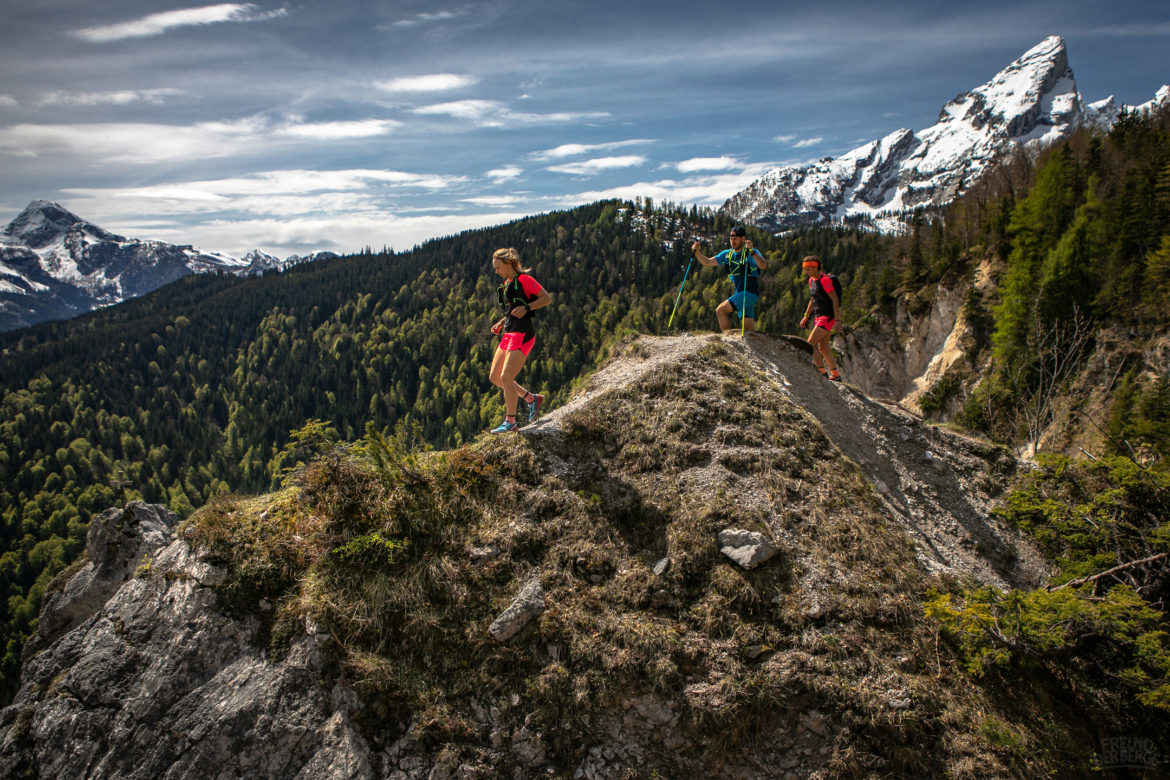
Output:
top-left (0, 96), bottom-right (18, 110)
top-left (38, 89), bottom-right (183, 107)
top-left (392, 11), bottom-right (461, 28)
top-left (0, 122), bottom-right (255, 162)
top-left (676, 156), bottom-right (741, 173)
top-left (462, 196), bottom-right (519, 206)
top-left (559, 163), bottom-right (777, 208)
top-left (412, 100), bottom-right (608, 127)
top-left (375, 74), bottom-right (477, 92)
top-left (530, 139), bottom-right (654, 161)
top-left (0, 117), bottom-right (400, 163)
top-left (485, 166), bottom-right (523, 182)
top-left (546, 155), bottom-right (646, 175)
top-left (118, 210), bottom-right (525, 257)
top-left (274, 119), bottom-right (402, 140)
top-left (64, 169), bottom-right (463, 202)
top-left (774, 134), bottom-right (824, 149)
top-left (54, 167), bottom-right (482, 254)
top-left (1087, 22), bottom-right (1170, 37)
top-left (70, 3), bottom-right (287, 43)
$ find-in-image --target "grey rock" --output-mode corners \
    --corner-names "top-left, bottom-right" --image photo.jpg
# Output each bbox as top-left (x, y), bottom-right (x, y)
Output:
top-left (631, 694), bottom-right (674, 726)
top-left (469, 545), bottom-right (500, 565)
top-left (489, 580), bottom-right (545, 641)
top-left (717, 529), bottom-right (779, 569)
top-left (511, 725), bottom-right (546, 767)
top-left (652, 557), bottom-right (670, 576)
top-left (0, 503), bottom-right (373, 780)
top-left (799, 710), bottom-right (828, 738)
top-left (34, 501), bottom-right (178, 649)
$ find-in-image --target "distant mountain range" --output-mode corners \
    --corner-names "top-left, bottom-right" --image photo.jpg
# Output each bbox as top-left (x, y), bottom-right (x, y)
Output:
top-left (722, 35), bottom-right (1170, 232)
top-left (0, 200), bottom-right (336, 331)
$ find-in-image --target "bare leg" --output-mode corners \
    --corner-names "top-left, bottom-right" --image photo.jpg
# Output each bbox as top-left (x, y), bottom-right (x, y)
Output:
top-left (716, 300), bottom-right (735, 332)
top-left (807, 327), bottom-right (837, 371)
top-left (489, 346), bottom-right (509, 388)
top-left (489, 349), bottom-right (529, 417)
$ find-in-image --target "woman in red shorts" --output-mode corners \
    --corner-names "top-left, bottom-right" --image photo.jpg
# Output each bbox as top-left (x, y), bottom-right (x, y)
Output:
top-left (488, 247), bottom-right (552, 432)
top-left (798, 255), bottom-right (842, 381)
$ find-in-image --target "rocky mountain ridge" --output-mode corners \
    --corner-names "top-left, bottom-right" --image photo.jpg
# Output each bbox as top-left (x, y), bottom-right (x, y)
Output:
top-left (722, 35), bottom-right (1170, 232)
top-left (0, 200), bottom-right (335, 332)
top-left (0, 333), bottom-right (1058, 778)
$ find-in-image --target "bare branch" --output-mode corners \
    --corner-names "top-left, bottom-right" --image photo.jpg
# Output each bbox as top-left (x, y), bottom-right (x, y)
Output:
top-left (1015, 305), bottom-right (1093, 455)
top-left (1047, 552), bottom-right (1170, 592)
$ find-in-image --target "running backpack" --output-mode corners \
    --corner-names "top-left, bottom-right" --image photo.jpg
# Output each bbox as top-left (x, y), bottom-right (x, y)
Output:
top-left (497, 275), bottom-right (539, 317)
top-left (814, 273), bottom-right (843, 306)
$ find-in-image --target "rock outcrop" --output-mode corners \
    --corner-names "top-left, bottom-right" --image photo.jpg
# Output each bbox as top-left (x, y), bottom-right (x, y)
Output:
top-left (0, 502), bottom-right (367, 780)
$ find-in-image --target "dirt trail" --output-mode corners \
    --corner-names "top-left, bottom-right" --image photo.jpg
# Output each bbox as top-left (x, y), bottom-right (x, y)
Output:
top-left (526, 332), bottom-right (1047, 589)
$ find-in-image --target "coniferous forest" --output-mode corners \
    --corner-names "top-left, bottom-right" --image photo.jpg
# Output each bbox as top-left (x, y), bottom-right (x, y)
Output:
top-left (1, 105), bottom-right (1168, 703)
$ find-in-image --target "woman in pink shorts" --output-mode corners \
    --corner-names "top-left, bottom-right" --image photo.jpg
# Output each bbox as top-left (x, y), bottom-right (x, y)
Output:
top-left (798, 255), bottom-right (842, 381)
top-left (488, 247), bottom-right (552, 432)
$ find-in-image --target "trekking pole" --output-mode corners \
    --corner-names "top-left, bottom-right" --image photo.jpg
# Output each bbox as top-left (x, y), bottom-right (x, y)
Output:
top-left (740, 248), bottom-right (748, 337)
top-left (667, 254), bottom-right (695, 329)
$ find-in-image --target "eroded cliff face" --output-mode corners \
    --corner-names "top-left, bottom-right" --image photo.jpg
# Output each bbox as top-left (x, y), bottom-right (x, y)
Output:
top-left (838, 284), bottom-right (968, 407)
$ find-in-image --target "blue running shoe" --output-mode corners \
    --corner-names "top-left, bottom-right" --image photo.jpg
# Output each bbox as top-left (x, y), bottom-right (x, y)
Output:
top-left (528, 393), bottom-right (544, 422)
top-left (490, 420), bottom-right (518, 433)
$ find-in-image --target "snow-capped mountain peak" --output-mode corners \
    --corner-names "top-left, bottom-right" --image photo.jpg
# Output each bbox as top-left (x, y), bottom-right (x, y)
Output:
top-left (2, 200), bottom-right (106, 250)
top-left (722, 35), bottom-right (1168, 232)
top-left (0, 202), bottom-right (326, 331)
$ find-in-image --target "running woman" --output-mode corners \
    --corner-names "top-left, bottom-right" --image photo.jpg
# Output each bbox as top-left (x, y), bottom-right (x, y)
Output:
top-left (691, 225), bottom-right (768, 333)
top-left (798, 255), bottom-right (842, 381)
top-left (488, 247), bottom-right (552, 432)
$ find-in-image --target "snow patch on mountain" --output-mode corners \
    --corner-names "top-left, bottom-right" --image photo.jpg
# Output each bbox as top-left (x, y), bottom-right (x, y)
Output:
top-left (0, 201), bottom-right (331, 331)
top-left (723, 35), bottom-right (1170, 232)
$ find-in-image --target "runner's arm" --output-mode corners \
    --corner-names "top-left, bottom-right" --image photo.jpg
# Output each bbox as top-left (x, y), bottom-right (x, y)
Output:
top-left (800, 296), bottom-right (814, 327)
top-left (511, 289), bottom-right (552, 318)
top-left (692, 241), bottom-right (718, 267)
top-left (744, 239), bottom-right (767, 271)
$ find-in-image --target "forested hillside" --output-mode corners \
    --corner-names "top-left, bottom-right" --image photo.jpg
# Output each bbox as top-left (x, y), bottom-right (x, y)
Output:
top-left (926, 107), bottom-right (1170, 456)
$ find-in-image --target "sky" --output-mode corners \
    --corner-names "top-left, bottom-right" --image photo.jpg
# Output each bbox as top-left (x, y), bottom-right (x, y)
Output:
top-left (0, 0), bottom-right (1167, 258)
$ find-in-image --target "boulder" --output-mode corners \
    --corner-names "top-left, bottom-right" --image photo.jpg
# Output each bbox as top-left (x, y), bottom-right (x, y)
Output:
top-left (488, 581), bottom-right (545, 642)
top-left (718, 529), bottom-right (779, 569)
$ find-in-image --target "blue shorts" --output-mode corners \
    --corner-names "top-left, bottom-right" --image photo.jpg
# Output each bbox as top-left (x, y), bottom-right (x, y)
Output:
top-left (728, 290), bottom-right (759, 320)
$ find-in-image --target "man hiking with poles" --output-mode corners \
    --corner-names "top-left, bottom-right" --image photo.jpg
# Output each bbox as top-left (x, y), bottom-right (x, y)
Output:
top-left (799, 255), bottom-right (842, 381)
top-left (691, 226), bottom-right (767, 333)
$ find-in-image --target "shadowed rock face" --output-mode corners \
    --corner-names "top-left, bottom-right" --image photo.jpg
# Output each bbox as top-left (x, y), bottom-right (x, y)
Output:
top-left (32, 502), bottom-right (178, 648)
